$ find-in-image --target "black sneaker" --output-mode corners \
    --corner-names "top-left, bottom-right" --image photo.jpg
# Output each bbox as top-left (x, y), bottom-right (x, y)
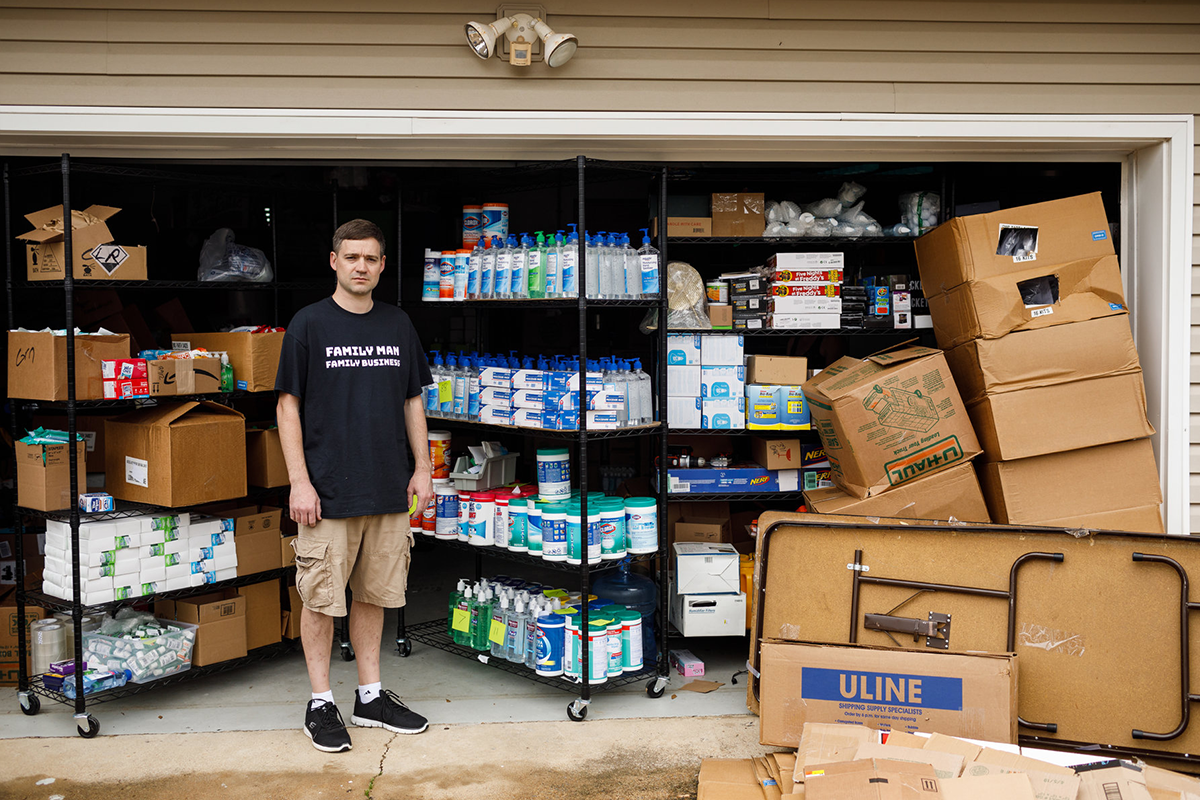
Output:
top-left (351, 689), bottom-right (428, 734)
top-left (303, 700), bottom-right (353, 753)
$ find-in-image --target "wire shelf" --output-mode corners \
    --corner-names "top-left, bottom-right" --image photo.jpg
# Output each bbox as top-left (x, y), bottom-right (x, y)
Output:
top-left (666, 236), bottom-right (919, 246)
top-left (18, 567), bottom-right (296, 615)
top-left (669, 327), bottom-right (916, 336)
top-left (17, 487), bottom-right (289, 523)
top-left (418, 535), bottom-right (655, 574)
top-left (405, 619), bottom-right (658, 694)
top-left (16, 280), bottom-right (330, 291)
top-left (10, 160), bottom-right (334, 193)
top-left (19, 390), bottom-right (264, 411)
top-left (26, 640), bottom-right (299, 707)
top-left (422, 417), bottom-right (662, 440)
top-left (411, 297), bottom-right (660, 309)
top-left (666, 491), bottom-right (808, 502)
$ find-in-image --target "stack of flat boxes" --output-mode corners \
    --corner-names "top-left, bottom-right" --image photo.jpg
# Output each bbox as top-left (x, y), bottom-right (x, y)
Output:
top-left (666, 334), bottom-right (747, 429)
top-left (916, 192), bottom-right (1163, 532)
top-left (42, 512), bottom-right (239, 604)
top-left (488, 362), bottom-right (605, 430)
top-left (728, 272), bottom-right (770, 331)
top-left (765, 253), bottom-right (843, 330)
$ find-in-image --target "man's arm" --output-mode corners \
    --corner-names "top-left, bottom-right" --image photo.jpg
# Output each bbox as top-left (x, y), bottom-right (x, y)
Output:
top-left (277, 391), bottom-right (322, 527)
top-left (405, 394), bottom-right (434, 516)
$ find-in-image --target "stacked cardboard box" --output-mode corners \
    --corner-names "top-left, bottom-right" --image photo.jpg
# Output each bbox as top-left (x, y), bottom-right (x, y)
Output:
top-left (916, 193), bottom-right (1162, 532)
top-left (670, 542), bottom-right (746, 637)
top-left (800, 345), bottom-right (986, 520)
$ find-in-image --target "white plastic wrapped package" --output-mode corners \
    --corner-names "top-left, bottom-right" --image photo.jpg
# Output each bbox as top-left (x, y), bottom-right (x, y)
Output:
top-left (899, 192), bottom-right (941, 235)
top-left (766, 201), bottom-right (784, 223)
top-left (809, 218), bottom-right (834, 237)
top-left (831, 220), bottom-right (864, 238)
top-left (837, 181), bottom-right (867, 205)
top-left (885, 223), bottom-right (914, 237)
top-left (804, 198), bottom-right (843, 218)
top-left (779, 200), bottom-right (802, 222)
top-left (198, 228), bottom-right (274, 282)
top-left (764, 221), bottom-right (788, 238)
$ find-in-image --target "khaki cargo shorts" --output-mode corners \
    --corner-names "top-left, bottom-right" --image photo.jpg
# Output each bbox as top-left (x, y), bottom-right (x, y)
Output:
top-left (292, 513), bottom-right (414, 617)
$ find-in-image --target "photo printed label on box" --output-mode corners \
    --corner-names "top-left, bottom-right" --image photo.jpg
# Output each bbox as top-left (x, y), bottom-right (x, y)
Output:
top-left (125, 456), bottom-right (149, 488)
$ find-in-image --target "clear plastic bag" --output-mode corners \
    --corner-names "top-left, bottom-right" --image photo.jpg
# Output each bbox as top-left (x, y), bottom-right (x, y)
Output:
top-left (197, 228), bottom-right (274, 282)
top-left (779, 200), bottom-right (802, 222)
top-left (765, 201), bottom-right (784, 223)
top-left (804, 198), bottom-right (843, 218)
top-left (665, 260), bottom-right (711, 330)
top-left (763, 220), bottom-right (788, 238)
top-left (837, 181), bottom-right (867, 205)
top-left (899, 192), bottom-right (941, 235)
top-left (809, 218), bottom-right (834, 237)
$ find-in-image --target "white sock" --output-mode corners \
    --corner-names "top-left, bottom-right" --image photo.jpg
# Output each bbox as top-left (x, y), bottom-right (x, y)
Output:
top-left (358, 682), bottom-right (382, 703)
top-left (311, 690), bottom-right (335, 707)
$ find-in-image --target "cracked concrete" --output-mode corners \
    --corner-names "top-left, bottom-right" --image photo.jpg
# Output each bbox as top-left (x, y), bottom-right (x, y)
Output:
top-left (0, 715), bottom-right (772, 800)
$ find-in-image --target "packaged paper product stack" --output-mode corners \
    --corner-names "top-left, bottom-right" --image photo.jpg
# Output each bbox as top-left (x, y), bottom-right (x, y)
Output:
top-left (665, 333), bottom-right (747, 430)
top-left (800, 344), bottom-right (988, 521)
top-left (915, 193), bottom-right (1163, 532)
top-left (763, 252), bottom-right (844, 331)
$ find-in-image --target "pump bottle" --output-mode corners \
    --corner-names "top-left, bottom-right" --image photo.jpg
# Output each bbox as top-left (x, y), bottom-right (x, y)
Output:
top-left (638, 228), bottom-right (661, 297)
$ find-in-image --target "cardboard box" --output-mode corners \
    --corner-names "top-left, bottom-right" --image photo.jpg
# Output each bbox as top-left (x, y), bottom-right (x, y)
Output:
top-left (246, 427), bottom-right (289, 488)
top-left (696, 759), bottom-right (762, 800)
top-left (925, 254), bottom-right (1127, 350)
top-left (669, 465), bottom-right (797, 494)
top-left (674, 517), bottom-right (732, 544)
top-left (667, 333), bottom-right (702, 366)
top-left (148, 357), bottom-right (223, 396)
top-left (674, 541), bottom-right (740, 594)
top-left (667, 365), bottom-right (701, 397)
top-left (237, 579), bottom-right (282, 650)
top-left (707, 303), bottom-right (732, 328)
top-left (700, 365), bottom-right (745, 399)
top-left (179, 332), bottom-right (284, 392)
top-left (0, 589), bottom-right (47, 685)
top-left (700, 334), bottom-right (744, 366)
top-left (944, 313), bottom-right (1140, 404)
top-left (802, 346), bottom-right (981, 499)
top-left (758, 640), bottom-right (1017, 748)
top-left (230, 506), bottom-right (284, 576)
top-left (711, 192), bottom-right (766, 237)
top-left (283, 581), bottom-right (302, 639)
top-left (16, 439), bottom-right (87, 512)
top-left (968, 370), bottom-right (1153, 461)
top-left (804, 461), bottom-right (990, 523)
top-left (667, 397), bottom-right (702, 429)
top-left (156, 590), bottom-right (247, 666)
top-left (914, 192), bottom-right (1114, 295)
top-left (746, 385), bottom-right (781, 429)
top-left (105, 400), bottom-right (247, 507)
top-left (833, 743), bottom-right (964, 780)
top-left (752, 437), bottom-right (802, 470)
top-left (17, 204), bottom-right (149, 281)
top-left (701, 398), bottom-right (746, 430)
top-left (767, 252), bottom-right (845, 270)
top-left (978, 438), bottom-right (1162, 530)
top-left (746, 356), bottom-right (808, 386)
top-left (652, 216), bottom-right (712, 238)
top-left (281, 534), bottom-right (297, 569)
top-left (670, 588), bottom-right (746, 637)
top-left (940, 774), bottom-right (1038, 800)
top-left (32, 414), bottom-right (112, 473)
top-left (8, 331), bottom-right (130, 401)
top-left (778, 386), bottom-right (810, 430)
top-left (804, 760), bottom-right (943, 800)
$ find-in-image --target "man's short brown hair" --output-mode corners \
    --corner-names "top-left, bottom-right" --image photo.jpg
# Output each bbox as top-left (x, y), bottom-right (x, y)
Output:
top-left (333, 219), bottom-right (386, 255)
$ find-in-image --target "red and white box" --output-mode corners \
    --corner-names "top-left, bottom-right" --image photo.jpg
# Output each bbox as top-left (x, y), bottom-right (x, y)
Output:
top-left (101, 358), bottom-right (148, 380)
top-left (771, 269), bottom-right (843, 284)
top-left (103, 378), bottom-right (150, 399)
top-left (771, 283), bottom-right (841, 298)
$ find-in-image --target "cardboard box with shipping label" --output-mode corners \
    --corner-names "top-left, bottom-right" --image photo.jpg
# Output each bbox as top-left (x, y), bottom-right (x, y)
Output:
top-left (247, 427), bottom-right (289, 488)
top-left (179, 332), bottom-right (284, 392)
top-left (8, 331), bottom-right (130, 401)
top-left (914, 192), bottom-right (1114, 294)
top-left (156, 590), bottom-right (247, 666)
top-left (148, 357), bottom-right (223, 396)
top-left (105, 400), bottom-right (247, 507)
top-left (978, 438), bottom-right (1162, 531)
top-left (651, 216), bottom-right (712, 238)
top-left (758, 640), bottom-right (1017, 748)
top-left (711, 192), bottom-right (766, 237)
top-left (802, 346), bottom-right (981, 499)
top-left (228, 506), bottom-right (284, 576)
top-left (746, 355), bottom-right (808, 385)
top-left (17, 204), bottom-right (149, 281)
top-left (803, 461), bottom-right (990, 523)
top-left (944, 313), bottom-right (1140, 404)
top-left (925, 254), bottom-right (1128, 350)
top-left (752, 437), bottom-right (802, 470)
top-left (967, 369), bottom-right (1153, 461)
top-left (16, 439), bottom-right (87, 512)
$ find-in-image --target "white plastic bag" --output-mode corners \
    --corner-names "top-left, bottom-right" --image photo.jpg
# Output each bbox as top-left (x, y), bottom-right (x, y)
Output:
top-left (197, 228), bottom-right (274, 282)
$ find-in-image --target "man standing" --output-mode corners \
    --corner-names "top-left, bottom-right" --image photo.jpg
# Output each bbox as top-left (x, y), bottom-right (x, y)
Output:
top-left (276, 219), bottom-right (434, 753)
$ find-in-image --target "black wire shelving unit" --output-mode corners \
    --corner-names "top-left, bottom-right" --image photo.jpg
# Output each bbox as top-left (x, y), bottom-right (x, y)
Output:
top-left (5, 155), bottom-right (309, 738)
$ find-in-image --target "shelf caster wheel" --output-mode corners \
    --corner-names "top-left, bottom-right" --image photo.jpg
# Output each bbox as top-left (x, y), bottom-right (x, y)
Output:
top-left (567, 700), bottom-right (589, 722)
top-left (19, 692), bottom-right (40, 716)
top-left (77, 714), bottom-right (100, 738)
top-left (646, 676), bottom-right (667, 699)
top-left (397, 639), bottom-right (412, 658)
top-left (340, 644), bottom-right (356, 662)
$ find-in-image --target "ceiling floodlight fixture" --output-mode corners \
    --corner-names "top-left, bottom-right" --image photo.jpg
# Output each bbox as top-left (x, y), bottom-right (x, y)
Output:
top-left (464, 13), bottom-right (578, 67)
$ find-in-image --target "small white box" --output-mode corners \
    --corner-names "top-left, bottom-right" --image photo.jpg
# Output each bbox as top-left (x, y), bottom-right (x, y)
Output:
top-left (700, 365), bottom-right (746, 399)
top-left (667, 333), bottom-right (702, 366)
top-left (480, 405), bottom-right (513, 425)
top-left (201, 553), bottom-right (238, 572)
top-left (140, 563), bottom-right (167, 583)
top-left (670, 589), bottom-right (748, 637)
top-left (511, 369), bottom-right (546, 391)
top-left (161, 576), bottom-right (191, 592)
top-left (214, 567), bottom-right (238, 582)
top-left (511, 389), bottom-right (548, 409)
top-left (767, 252), bottom-right (845, 269)
top-left (770, 296), bottom-right (842, 314)
top-left (667, 366), bottom-right (701, 398)
top-left (701, 397), bottom-right (746, 430)
top-left (668, 397), bottom-right (702, 429)
top-left (700, 334), bottom-right (744, 366)
top-left (165, 563), bottom-right (189, 581)
top-left (480, 387), bottom-right (514, 407)
top-left (44, 545), bottom-right (111, 568)
top-left (479, 365), bottom-right (513, 388)
top-left (914, 314), bottom-right (933, 329)
top-left (588, 390), bottom-right (625, 412)
top-left (673, 542), bottom-right (741, 594)
top-left (513, 408), bottom-right (551, 428)
top-left (768, 313), bottom-right (842, 330)
top-left (585, 410), bottom-right (620, 430)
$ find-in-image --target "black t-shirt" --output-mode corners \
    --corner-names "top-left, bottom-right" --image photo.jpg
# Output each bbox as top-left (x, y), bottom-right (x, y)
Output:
top-left (275, 297), bottom-right (432, 518)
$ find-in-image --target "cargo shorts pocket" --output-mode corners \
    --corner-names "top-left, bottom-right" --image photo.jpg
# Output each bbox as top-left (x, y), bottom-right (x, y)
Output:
top-left (293, 538), bottom-right (335, 610)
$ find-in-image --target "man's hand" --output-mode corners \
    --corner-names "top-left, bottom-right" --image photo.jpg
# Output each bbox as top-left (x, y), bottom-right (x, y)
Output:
top-left (290, 480), bottom-right (322, 527)
top-left (408, 467), bottom-right (434, 518)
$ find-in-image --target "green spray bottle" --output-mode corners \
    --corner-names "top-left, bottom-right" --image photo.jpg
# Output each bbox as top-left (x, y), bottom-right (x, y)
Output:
top-left (528, 231), bottom-right (547, 299)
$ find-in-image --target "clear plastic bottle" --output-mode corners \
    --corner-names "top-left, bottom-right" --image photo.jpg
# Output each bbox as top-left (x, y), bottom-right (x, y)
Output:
top-left (452, 586), bottom-right (473, 646)
top-left (467, 238), bottom-right (484, 299)
top-left (637, 228), bottom-right (661, 297)
top-left (447, 579), bottom-right (467, 637)
top-left (528, 232), bottom-right (547, 299)
top-left (506, 598), bottom-right (527, 663)
top-left (595, 232), bottom-right (611, 298)
top-left (631, 358), bottom-right (652, 424)
top-left (622, 233), bottom-right (641, 299)
top-left (472, 588), bottom-right (494, 651)
top-left (561, 224), bottom-right (579, 298)
top-left (605, 232), bottom-right (624, 299)
top-left (480, 236), bottom-right (498, 299)
top-left (522, 599), bottom-right (541, 669)
top-left (425, 350), bottom-right (443, 417)
top-left (511, 233), bottom-right (530, 299)
top-left (489, 594), bottom-right (510, 658)
top-left (495, 235), bottom-right (514, 299)
top-left (585, 233), bottom-right (600, 299)
top-left (545, 230), bottom-right (562, 298)
top-left (602, 358), bottom-right (628, 427)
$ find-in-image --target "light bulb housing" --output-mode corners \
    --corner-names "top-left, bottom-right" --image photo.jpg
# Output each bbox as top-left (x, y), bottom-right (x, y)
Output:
top-left (466, 13), bottom-right (577, 67)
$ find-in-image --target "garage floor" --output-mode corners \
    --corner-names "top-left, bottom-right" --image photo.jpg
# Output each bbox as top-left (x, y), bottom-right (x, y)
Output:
top-left (1, 538), bottom-right (753, 739)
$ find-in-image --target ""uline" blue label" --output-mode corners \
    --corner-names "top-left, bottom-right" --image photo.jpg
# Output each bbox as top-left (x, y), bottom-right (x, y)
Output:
top-left (1092, 230), bottom-right (1108, 241)
top-left (802, 667), bottom-right (963, 710)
